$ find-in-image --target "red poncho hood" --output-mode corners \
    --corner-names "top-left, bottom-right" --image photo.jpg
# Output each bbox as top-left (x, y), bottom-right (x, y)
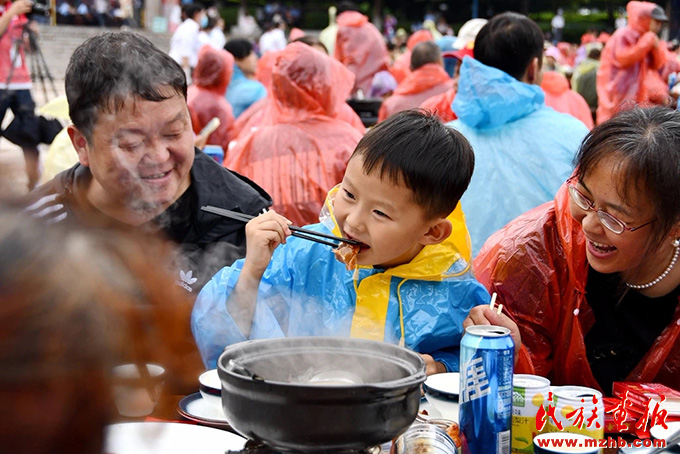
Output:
top-left (336, 10), bottom-right (368, 27)
top-left (193, 45), bottom-right (234, 95)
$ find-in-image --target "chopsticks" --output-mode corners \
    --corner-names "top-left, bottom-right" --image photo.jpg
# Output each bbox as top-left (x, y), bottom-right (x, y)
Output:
top-left (201, 205), bottom-right (362, 248)
top-left (489, 292), bottom-right (503, 316)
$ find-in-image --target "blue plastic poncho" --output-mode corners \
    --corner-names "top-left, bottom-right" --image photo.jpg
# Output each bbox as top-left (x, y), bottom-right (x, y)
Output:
top-left (449, 57), bottom-right (588, 255)
top-left (191, 189), bottom-right (489, 370)
top-left (225, 65), bottom-right (268, 118)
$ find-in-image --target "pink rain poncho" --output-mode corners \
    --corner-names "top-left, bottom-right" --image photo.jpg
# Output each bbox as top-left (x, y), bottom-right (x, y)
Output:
top-left (541, 71), bottom-right (594, 129)
top-left (225, 43), bottom-right (364, 226)
top-left (233, 48), bottom-right (364, 140)
top-left (378, 63), bottom-right (451, 122)
top-left (187, 45), bottom-right (235, 149)
top-left (474, 185), bottom-right (680, 392)
top-left (596, 1), bottom-right (668, 123)
top-left (335, 11), bottom-right (390, 96)
top-left (389, 30), bottom-right (433, 84)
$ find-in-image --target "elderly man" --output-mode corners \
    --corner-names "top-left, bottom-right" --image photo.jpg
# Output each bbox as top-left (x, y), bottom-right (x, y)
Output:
top-left (26, 32), bottom-right (272, 294)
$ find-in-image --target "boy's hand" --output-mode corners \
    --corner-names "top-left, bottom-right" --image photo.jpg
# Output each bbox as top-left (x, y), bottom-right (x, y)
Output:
top-left (241, 210), bottom-right (292, 281)
top-left (463, 305), bottom-right (522, 364)
top-left (420, 354), bottom-right (446, 376)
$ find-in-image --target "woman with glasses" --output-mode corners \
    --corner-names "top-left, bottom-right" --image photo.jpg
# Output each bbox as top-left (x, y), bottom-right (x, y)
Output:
top-left (464, 106), bottom-right (680, 392)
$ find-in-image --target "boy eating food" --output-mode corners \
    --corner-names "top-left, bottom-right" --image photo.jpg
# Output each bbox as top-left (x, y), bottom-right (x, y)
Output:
top-left (192, 110), bottom-right (490, 373)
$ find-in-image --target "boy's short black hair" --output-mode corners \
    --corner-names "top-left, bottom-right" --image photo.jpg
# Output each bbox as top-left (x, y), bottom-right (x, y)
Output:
top-left (65, 32), bottom-right (187, 142)
top-left (224, 39), bottom-right (254, 60)
top-left (352, 110), bottom-right (475, 219)
top-left (474, 12), bottom-right (544, 80)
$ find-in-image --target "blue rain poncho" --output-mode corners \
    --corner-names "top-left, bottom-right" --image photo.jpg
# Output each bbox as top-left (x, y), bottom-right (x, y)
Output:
top-left (192, 189), bottom-right (490, 370)
top-left (225, 65), bottom-right (267, 118)
top-left (448, 57), bottom-right (588, 255)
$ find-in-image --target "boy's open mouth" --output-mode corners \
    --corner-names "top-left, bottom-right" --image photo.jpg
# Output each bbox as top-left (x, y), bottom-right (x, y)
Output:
top-left (345, 234), bottom-right (370, 251)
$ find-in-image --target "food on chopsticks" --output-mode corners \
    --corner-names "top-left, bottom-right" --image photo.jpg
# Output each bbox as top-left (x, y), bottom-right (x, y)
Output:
top-left (334, 242), bottom-right (361, 270)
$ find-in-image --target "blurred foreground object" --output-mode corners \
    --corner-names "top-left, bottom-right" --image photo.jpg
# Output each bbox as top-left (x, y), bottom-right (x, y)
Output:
top-left (0, 205), bottom-right (198, 453)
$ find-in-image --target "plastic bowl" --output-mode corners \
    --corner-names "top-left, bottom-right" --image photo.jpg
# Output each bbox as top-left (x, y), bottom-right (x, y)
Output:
top-left (198, 369), bottom-right (222, 410)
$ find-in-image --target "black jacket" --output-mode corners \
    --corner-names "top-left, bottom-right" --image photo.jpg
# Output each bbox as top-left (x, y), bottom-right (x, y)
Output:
top-left (25, 149), bottom-right (272, 294)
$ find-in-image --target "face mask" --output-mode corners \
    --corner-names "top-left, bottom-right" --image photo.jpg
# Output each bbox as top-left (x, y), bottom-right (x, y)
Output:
top-left (200, 15), bottom-right (208, 28)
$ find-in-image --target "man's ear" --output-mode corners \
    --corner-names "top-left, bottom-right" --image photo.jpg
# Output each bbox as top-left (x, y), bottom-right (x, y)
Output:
top-left (68, 125), bottom-right (90, 167)
top-left (420, 218), bottom-right (453, 246)
top-left (525, 57), bottom-right (541, 85)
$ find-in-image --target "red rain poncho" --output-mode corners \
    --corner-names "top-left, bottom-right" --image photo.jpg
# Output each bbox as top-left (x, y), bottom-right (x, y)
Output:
top-left (255, 49), bottom-right (277, 90)
top-left (389, 30), bottom-right (433, 84)
top-left (420, 86), bottom-right (458, 123)
top-left (596, 1), bottom-right (668, 123)
top-left (225, 43), bottom-right (364, 226)
top-left (335, 11), bottom-right (390, 95)
top-left (541, 71), bottom-right (594, 129)
top-left (238, 48), bottom-right (364, 140)
top-left (187, 45), bottom-right (235, 149)
top-left (378, 63), bottom-right (451, 122)
top-left (474, 185), bottom-right (680, 392)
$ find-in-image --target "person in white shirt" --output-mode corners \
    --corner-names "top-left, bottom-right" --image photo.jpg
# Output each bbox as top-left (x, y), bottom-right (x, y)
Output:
top-left (169, 3), bottom-right (206, 82)
top-left (198, 16), bottom-right (226, 50)
top-left (551, 8), bottom-right (565, 43)
top-left (259, 20), bottom-right (287, 54)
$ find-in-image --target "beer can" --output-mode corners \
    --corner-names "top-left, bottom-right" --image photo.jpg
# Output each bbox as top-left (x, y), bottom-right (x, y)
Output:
top-left (511, 374), bottom-right (550, 454)
top-left (459, 325), bottom-right (515, 454)
top-left (549, 386), bottom-right (604, 441)
top-left (204, 145), bottom-right (224, 165)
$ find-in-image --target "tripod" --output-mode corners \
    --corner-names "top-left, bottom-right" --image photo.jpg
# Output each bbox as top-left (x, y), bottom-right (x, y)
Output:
top-left (7, 22), bottom-right (59, 102)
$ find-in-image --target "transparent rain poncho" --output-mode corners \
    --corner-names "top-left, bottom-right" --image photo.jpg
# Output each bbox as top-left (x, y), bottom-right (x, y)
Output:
top-left (541, 71), bottom-right (594, 129)
top-left (224, 43), bottom-right (364, 226)
top-left (192, 187), bottom-right (489, 370)
top-left (449, 57), bottom-right (588, 255)
top-left (596, 1), bottom-right (668, 123)
top-left (334, 11), bottom-right (390, 95)
top-left (474, 185), bottom-right (680, 391)
top-left (187, 45), bottom-right (235, 149)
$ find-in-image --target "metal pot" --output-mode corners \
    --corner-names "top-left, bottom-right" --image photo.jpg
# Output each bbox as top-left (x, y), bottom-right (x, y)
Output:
top-left (217, 337), bottom-right (426, 452)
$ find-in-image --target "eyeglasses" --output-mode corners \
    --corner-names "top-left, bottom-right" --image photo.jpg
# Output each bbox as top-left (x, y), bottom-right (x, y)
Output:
top-left (567, 181), bottom-right (654, 234)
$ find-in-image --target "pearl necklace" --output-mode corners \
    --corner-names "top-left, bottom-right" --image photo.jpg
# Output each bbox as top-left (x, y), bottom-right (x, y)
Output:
top-left (626, 239), bottom-right (680, 289)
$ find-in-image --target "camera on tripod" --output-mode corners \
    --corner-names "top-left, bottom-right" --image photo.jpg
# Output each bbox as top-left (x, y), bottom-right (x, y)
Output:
top-left (28, 1), bottom-right (50, 17)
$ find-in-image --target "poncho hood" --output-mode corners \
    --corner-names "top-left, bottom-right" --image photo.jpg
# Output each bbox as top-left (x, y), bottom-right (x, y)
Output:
top-left (452, 57), bottom-right (545, 129)
top-left (271, 42), bottom-right (355, 121)
top-left (627, 1), bottom-right (655, 35)
top-left (337, 10), bottom-right (368, 27)
top-left (193, 45), bottom-right (234, 95)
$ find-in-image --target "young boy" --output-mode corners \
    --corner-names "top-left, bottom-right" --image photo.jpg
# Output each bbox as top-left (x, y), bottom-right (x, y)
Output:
top-left (192, 110), bottom-right (490, 372)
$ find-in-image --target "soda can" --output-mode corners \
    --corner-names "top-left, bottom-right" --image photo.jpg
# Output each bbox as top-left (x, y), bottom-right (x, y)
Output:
top-left (459, 325), bottom-right (515, 454)
top-left (549, 385), bottom-right (604, 441)
top-left (204, 145), bottom-right (224, 165)
top-left (511, 374), bottom-right (551, 454)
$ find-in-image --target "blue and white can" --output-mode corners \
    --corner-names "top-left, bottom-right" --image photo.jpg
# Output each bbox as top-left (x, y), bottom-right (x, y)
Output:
top-left (204, 145), bottom-right (224, 165)
top-left (459, 325), bottom-right (515, 454)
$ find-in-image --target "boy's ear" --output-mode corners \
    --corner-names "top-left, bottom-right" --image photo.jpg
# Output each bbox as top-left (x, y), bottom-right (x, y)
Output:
top-left (68, 125), bottom-right (91, 167)
top-left (419, 218), bottom-right (453, 246)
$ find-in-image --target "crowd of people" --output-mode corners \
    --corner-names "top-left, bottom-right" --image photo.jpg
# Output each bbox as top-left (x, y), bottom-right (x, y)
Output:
top-left (2, 0), bottom-right (680, 451)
